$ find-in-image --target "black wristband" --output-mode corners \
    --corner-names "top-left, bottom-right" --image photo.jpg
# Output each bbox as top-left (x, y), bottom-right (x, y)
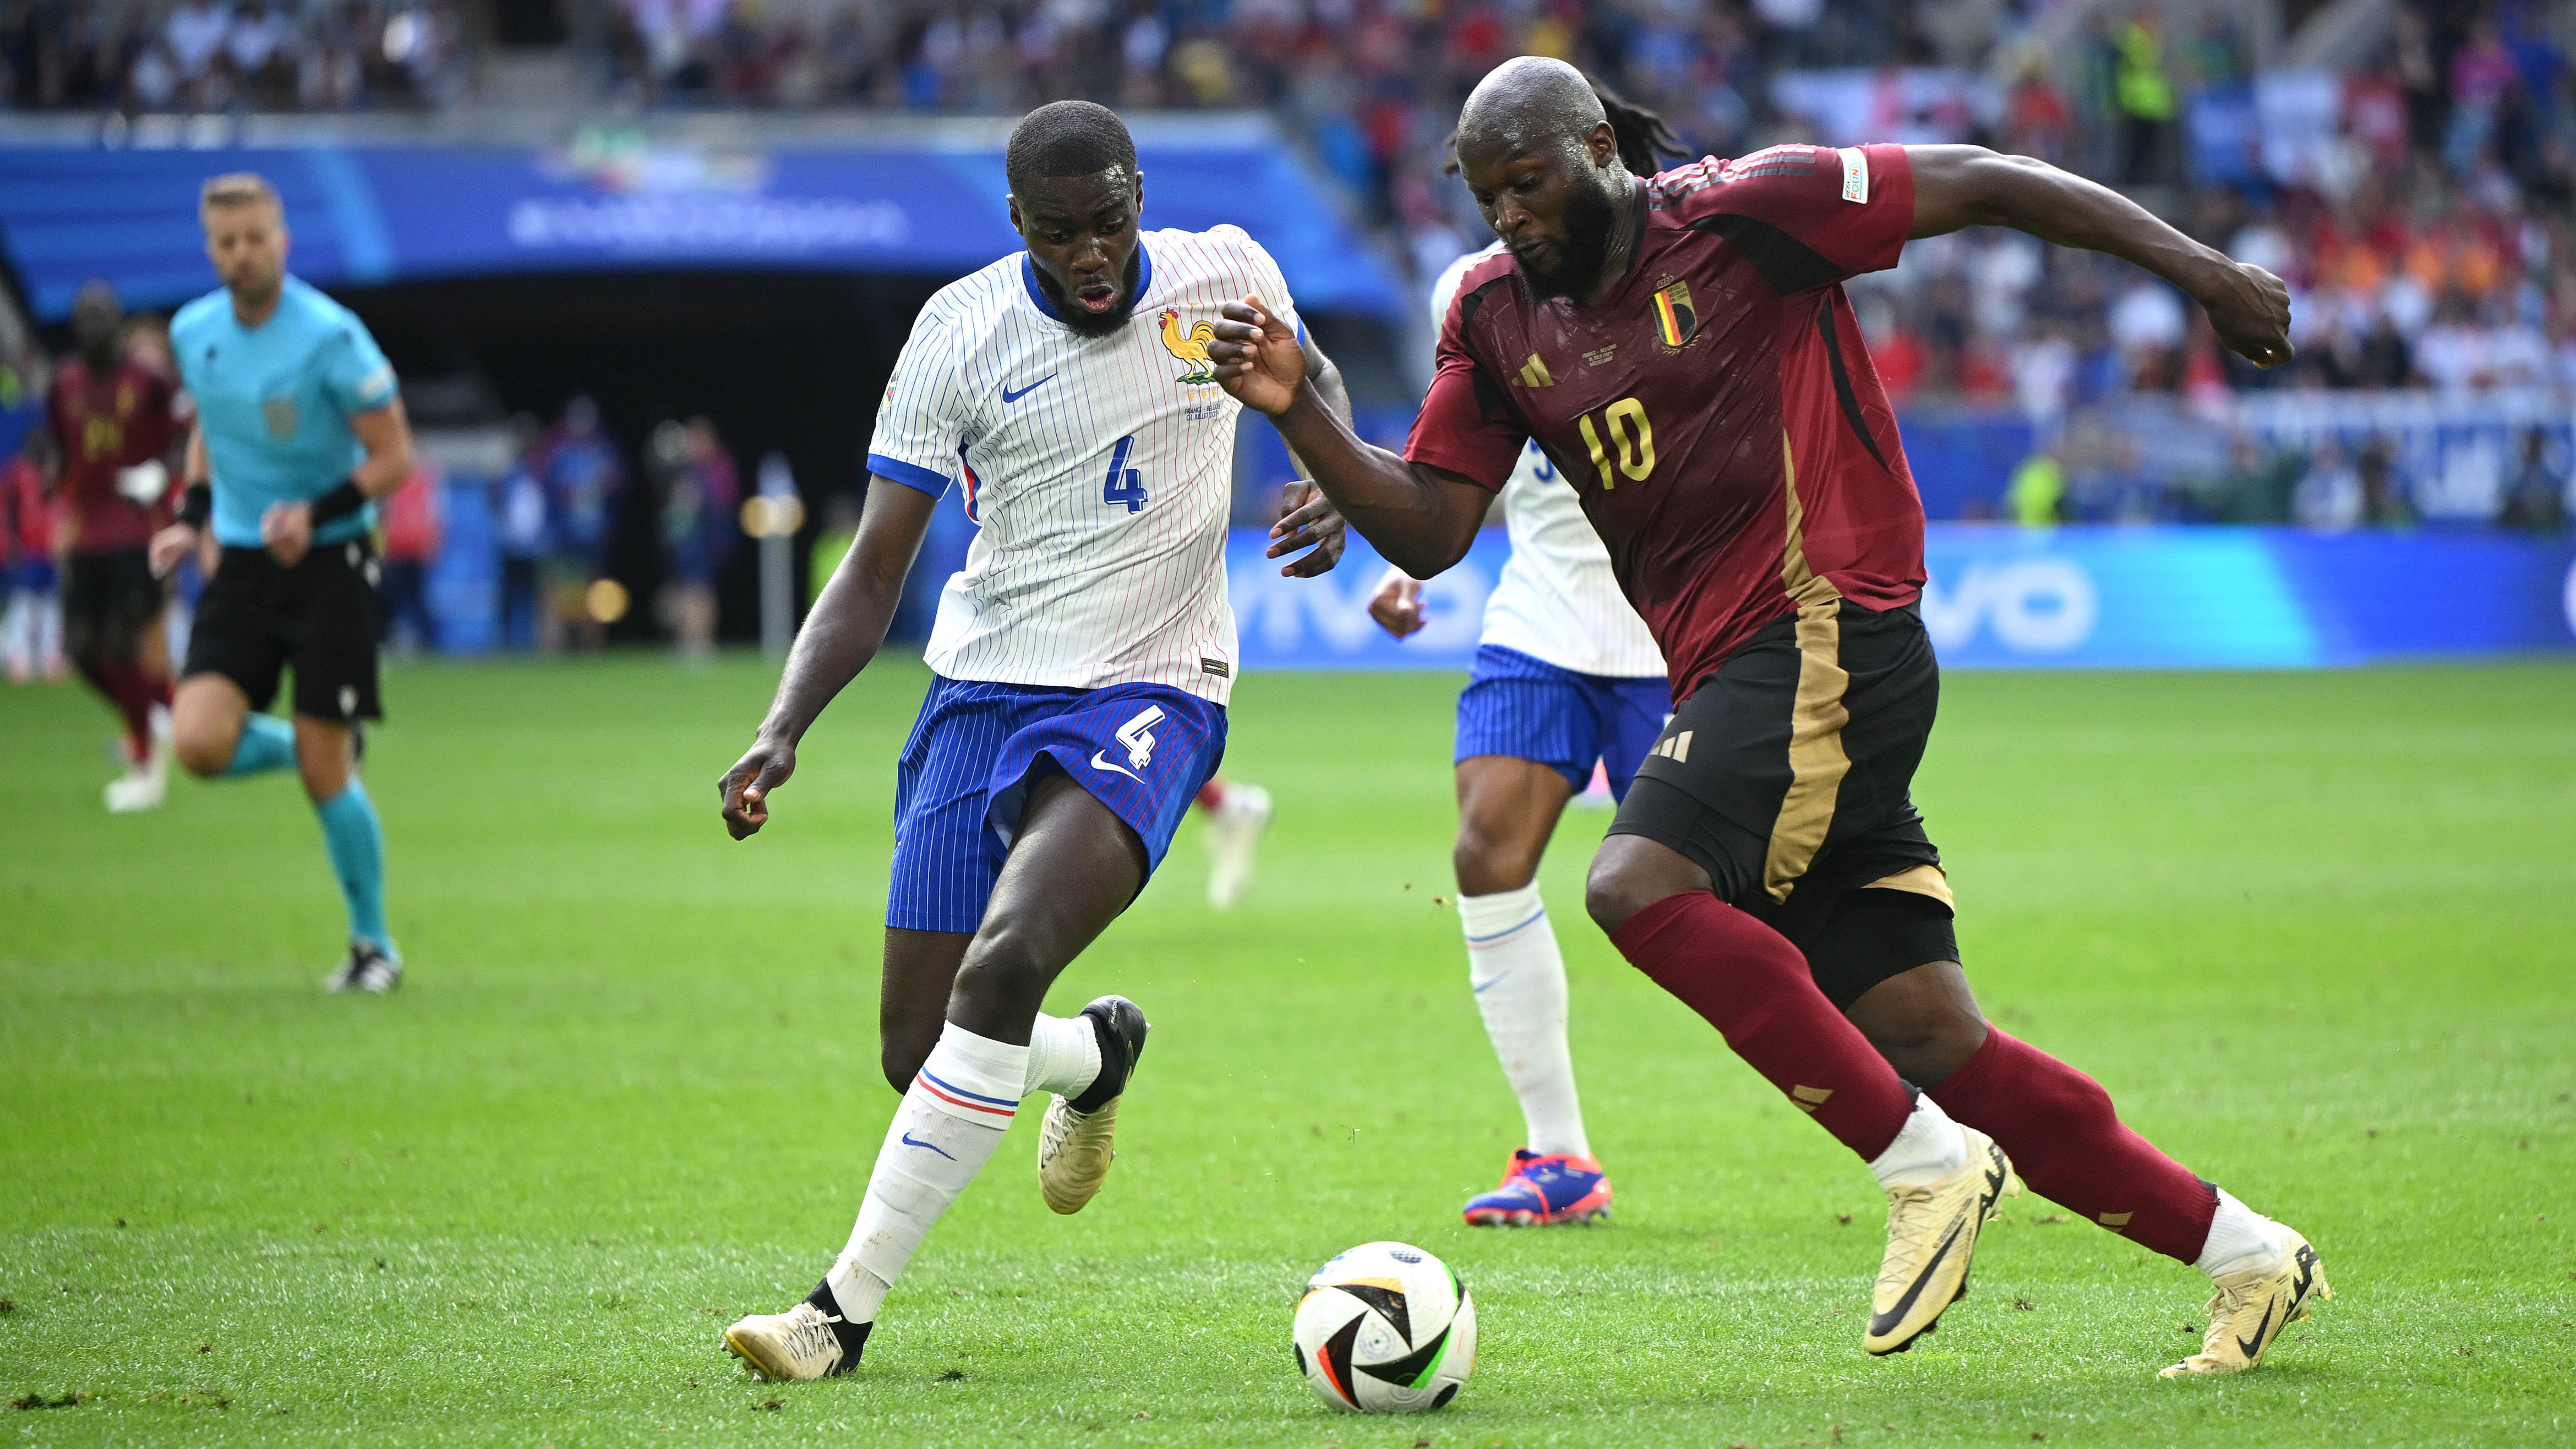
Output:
top-left (307, 479), bottom-right (367, 527)
top-left (177, 482), bottom-right (211, 529)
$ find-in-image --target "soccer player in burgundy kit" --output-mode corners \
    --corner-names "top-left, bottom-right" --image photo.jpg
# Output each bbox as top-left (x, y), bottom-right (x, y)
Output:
top-left (1216, 57), bottom-right (2327, 1376)
top-left (47, 281), bottom-right (185, 812)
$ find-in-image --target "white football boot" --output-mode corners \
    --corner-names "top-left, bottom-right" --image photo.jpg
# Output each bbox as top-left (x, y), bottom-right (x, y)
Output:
top-left (1203, 782), bottom-right (1272, 910)
top-left (724, 1300), bottom-right (854, 1381)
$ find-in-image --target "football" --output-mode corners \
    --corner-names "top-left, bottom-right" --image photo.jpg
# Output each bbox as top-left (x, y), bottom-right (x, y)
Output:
top-left (1291, 1241), bottom-right (1477, 1413)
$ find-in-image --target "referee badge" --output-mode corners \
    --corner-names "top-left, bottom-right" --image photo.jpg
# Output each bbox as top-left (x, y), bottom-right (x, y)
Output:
top-left (1650, 280), bottom-right (1697, 350)
top-left (261, 396), bottom-right (299, 439)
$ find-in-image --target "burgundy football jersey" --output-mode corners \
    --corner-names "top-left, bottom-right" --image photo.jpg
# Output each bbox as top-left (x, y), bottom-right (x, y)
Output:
top-left (1407, 143), bottom-right (1926, 698)
top-left (48, 358), bottom-right (179, 555)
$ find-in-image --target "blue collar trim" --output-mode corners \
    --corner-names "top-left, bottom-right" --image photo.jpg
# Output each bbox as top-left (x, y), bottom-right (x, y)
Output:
top-left (1020, 239), bottom-right (1153, 324)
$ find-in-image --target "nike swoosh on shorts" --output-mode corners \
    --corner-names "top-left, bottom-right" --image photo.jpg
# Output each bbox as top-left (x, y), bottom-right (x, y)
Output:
top-left (1089, 751), bottom-right (1140, 782)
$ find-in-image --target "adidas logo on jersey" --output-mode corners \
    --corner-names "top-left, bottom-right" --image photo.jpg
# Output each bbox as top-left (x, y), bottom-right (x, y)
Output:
top-left (1515, 353), bottom-right (1555, 387)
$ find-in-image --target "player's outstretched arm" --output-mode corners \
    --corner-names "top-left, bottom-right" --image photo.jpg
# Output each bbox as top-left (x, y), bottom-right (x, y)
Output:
top-left (719, 477), bottom-right (936, 840)
top-left (1905, 145), bottom-right (2292, 369)
top-left (1210, 297), bottom-right (1489, 578)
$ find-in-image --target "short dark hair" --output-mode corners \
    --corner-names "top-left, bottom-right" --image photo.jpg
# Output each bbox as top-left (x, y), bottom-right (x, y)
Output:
top-left (1006, 100), bottom-right (1139, 192)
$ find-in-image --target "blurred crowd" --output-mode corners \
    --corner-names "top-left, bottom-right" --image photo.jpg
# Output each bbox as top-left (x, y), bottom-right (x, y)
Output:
top-left (0, 326), bottom-right (750, 664)
top-left (0, 0), bottom-right (468, 111)
top-left (486, 396), bottom-right (744, 655)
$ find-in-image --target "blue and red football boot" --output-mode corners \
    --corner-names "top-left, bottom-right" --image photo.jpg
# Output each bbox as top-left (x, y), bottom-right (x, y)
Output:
top-left (1462, 1149), bottom-right (1613, 1226)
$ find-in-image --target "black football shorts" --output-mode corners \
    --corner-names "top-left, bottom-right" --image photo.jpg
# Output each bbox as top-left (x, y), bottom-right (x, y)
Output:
top-left (62, 547), bottom-right (165, 657)
top-left (1608, 599), bottom-right (1958, 1009)
top-left (184, 538), bottom-right (382, 721)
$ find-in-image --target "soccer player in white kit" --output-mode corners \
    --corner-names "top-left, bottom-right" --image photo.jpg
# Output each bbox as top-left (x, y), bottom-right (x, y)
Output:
top-left (713, 101), bottom-right (1351, 1381)
top-left (1365, 85), bottom-right (1682, 1227)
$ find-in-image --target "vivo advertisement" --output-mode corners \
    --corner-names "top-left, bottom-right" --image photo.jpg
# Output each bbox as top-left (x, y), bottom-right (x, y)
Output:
top-left (1226, 525), bottom-right (2576, 672)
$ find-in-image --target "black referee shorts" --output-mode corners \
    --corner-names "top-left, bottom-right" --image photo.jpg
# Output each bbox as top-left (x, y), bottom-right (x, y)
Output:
top-left (63, 548), bottom-right (165, 659)
top-left (1608, 599), bottom-right (1957, 1009)
top-left (184, 538), bottom-right (383, 722)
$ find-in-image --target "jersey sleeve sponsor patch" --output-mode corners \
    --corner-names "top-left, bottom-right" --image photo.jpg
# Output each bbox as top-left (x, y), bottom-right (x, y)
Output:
top-left (1837, 146), bottom-right (1869, 204)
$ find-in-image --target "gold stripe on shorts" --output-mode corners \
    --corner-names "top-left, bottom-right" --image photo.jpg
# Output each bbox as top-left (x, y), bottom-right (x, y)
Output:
top-left (1764, 430), bottom-right (1851, 904)
top-left (1865, 863), bottom-right (1954, 907)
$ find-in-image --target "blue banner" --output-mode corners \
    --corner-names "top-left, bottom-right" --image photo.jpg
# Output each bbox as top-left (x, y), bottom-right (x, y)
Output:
top-left (0, 128), bottom-right (1404, 321)
top-left (1227, 524), bottom-right (2576, 672)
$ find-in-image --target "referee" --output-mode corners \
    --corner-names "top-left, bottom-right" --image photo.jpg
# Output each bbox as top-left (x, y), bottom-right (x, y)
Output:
top-left (149, 173), bottom-right (414, 993)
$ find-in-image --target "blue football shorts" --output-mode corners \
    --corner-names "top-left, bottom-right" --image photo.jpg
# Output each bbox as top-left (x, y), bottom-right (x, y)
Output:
top-left (886, 675), bottom-right (1226, 934)
top-left (1453, 644), bottom-right (1669, 802)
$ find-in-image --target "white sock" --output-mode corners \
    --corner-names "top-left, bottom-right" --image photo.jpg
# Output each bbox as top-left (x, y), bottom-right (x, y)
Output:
top-left (2193, 1189), bottom-right (2289, 1278)
top-left (1460, 883), bottom-right (1591, 1160)
top-left (825, 1022), bottom-right (1027, 1323)
top-left (0, 593), bottom-right (28, 671)
top-left (1023, 1012), bottom-right (1101, 1099)
top-left (1868, 1094), bottom-right (1970, 1189)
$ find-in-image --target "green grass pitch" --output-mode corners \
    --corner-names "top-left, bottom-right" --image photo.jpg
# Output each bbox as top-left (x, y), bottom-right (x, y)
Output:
top-left (3, 657), bottom-right (2573, 1446)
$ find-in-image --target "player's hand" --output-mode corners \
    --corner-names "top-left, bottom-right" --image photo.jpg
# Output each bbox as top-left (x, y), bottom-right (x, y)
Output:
top-left (2198, 260), bottom-right (2294, 369)
top-left (719, 735), bottom-right (796, 840)
top-left (260, 499), bottom-right (314, 566)
top-left (148, 523), bottom-right (199, 578)
top-left (1367, 566), bottom-right (1426, 638)
top-left (1266, 481), bottom-right (1346, 577)
top-left (1207, 295), bottom-right (1306, 416)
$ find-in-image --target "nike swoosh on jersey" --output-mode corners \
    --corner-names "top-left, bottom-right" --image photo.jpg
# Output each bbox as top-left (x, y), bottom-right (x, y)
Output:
top-left (1088, 750), bottom-right (1141, 782)
top-left (900, 1131), bottom-right (958, 1161)
top-left (1001, 374), bottom-right (1056, 403)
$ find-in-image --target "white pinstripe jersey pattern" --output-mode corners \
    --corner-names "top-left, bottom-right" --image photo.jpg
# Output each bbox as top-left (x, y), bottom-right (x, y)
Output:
top-left (869, 225), bottom-right (1302, 706)
top-left (1430, 244), bottom-right (1664, 680)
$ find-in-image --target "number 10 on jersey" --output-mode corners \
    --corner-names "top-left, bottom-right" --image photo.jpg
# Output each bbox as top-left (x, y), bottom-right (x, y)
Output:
top-left (1576, 398), bottom-right (1655, 490)
top-left (1103, 435), bottom-right (1148, 513)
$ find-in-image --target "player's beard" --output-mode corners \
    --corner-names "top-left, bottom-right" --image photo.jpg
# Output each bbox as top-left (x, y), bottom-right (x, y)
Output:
top-left (1518, 172), bottom-right (1621, 303)
top-left (1041, 249), bottom-right (1143, 339)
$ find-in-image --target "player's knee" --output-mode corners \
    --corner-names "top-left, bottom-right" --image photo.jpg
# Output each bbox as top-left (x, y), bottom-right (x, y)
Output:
top-left (173, 724), bottom-right (233, 777)
top-left (1854, 984), bottom-right (1988, 1088)
top-left (1452, 821), bottom-right (1541, 896)
top-left (950, 928), bottom-right (1054, 1024)
top-left (1583, 837), bottom-right (1699, 933)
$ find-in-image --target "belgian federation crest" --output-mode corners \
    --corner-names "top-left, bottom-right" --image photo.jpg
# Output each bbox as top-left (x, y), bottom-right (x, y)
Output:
top-left (1651, 281), bottom-right (1697, 350)
top-left (1158, 308), bottom-right (1218, 387)
top-left (261, 396), bottom-right (299, 439)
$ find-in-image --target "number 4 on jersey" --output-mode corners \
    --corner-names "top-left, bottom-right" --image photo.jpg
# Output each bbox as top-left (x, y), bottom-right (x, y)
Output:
top-left (1103, 435), bottom-right (1148, 514)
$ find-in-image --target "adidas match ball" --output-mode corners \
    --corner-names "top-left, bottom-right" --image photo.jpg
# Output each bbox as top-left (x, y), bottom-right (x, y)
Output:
top-left (1291, 1242), bottom-right (1476, 1413)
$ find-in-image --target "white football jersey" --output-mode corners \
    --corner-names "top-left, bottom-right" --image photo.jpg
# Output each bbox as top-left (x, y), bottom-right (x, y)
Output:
top-left (1429, 245), bottom-right (1663, 681)
top-left (869, 225), bottom-right (1304, 704)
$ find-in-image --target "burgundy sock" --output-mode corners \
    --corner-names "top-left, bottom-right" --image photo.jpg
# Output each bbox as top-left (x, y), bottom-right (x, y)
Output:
top-left (1929, 1028), bottom-right (2216, 1263)
top-left (1608, 891), bottom-right (1914, 1161)
top-left (95, 660), bottom-right (158, 753)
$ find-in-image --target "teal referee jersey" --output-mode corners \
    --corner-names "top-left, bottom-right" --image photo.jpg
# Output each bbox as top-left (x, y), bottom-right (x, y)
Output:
top-left (172, 276), bottom-right (397, 550)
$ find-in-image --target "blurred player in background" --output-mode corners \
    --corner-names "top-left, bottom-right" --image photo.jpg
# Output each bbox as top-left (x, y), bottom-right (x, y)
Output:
top-left (531, 394), bottom-right (624, 653)
top-left (2, 436), bottom-right (65, 684)
top-left (151, 172), bottom-right (417, 993)
top-left (1219, 56), bottom-right (2325, 1377)
top-left (47, 280), bottom-right (184, 812)
top-left (713, 100), bottom-right (1349, 1382)
top-left (1368, 78), bottom-right (1678, 1229)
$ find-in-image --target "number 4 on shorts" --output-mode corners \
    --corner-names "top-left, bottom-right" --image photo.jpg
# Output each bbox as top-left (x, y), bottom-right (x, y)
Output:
top-left (1102, 435), bottom-right (1148, 514)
